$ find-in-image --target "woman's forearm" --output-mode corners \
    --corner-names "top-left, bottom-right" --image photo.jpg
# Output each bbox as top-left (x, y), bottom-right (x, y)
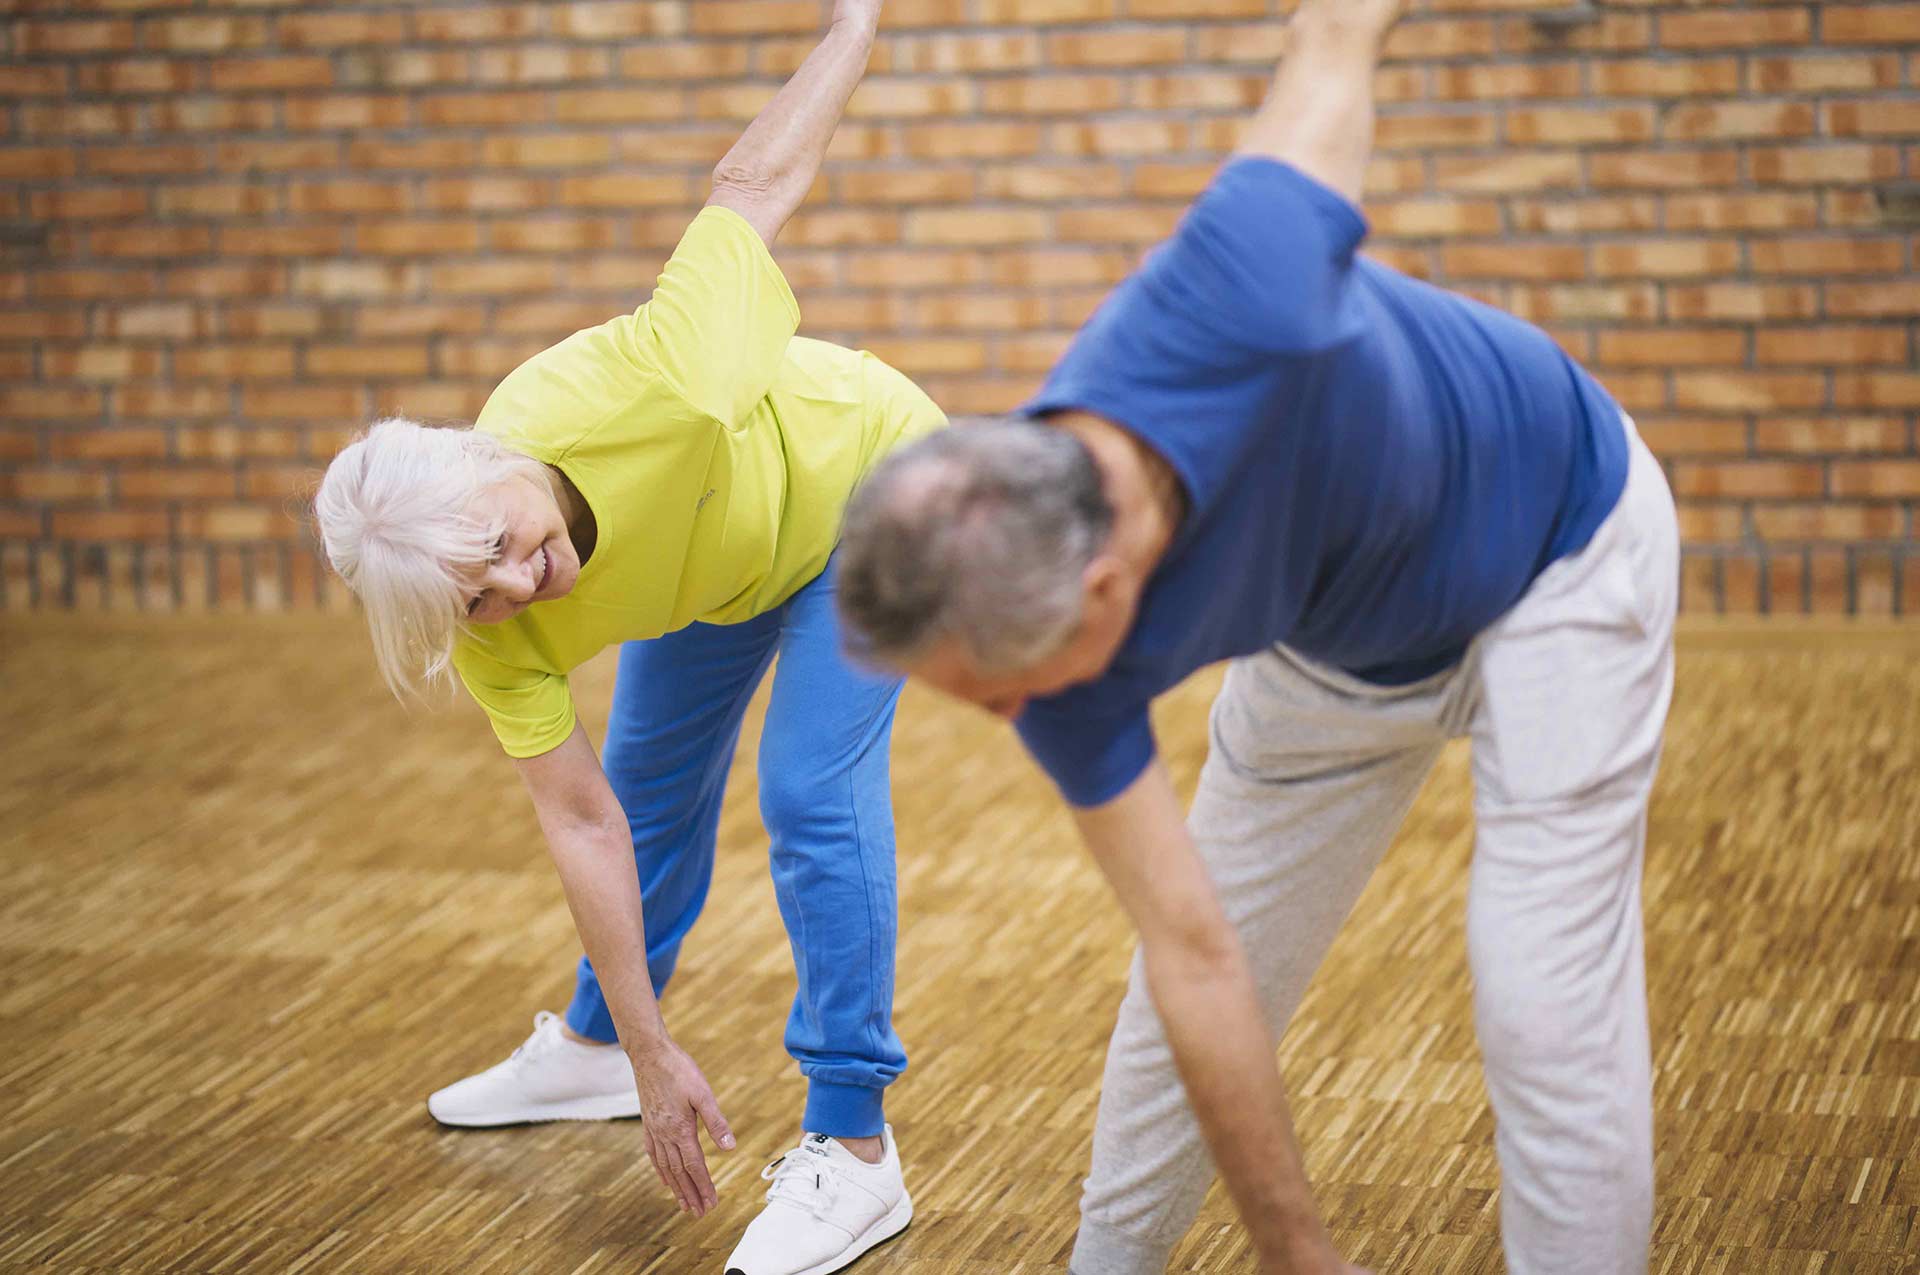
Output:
top-left (708, 12), bottom-right (878, 243)
top-left (542, 812), bottom-right (672, 1050)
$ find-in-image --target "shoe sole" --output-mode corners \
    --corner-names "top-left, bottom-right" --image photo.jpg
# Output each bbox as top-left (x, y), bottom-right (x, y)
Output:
top-left (728, 1192), bottom-right (913, 1275)
top-left (427, 1093), bottom-right (642, 1127)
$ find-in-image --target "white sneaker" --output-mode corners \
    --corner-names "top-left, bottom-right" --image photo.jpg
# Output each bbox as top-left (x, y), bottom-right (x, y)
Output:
top-left (426, 1011), bottom-right (642, 1127)
top-left (723, 1127), bottom-right (913, 1275)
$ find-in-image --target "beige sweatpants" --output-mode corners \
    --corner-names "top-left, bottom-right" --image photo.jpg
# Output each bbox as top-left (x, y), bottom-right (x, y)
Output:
top-left (1072, 419), bottom-right (1679, 1275)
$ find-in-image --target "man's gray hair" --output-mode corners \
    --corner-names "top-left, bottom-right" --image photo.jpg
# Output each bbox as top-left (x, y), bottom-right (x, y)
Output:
top-left (838, 418), bottom-right (1114, 672)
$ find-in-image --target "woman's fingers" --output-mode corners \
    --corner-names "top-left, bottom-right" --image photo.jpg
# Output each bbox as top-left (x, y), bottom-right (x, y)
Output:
top-left (695, 1089), bottom-right (737, 1153)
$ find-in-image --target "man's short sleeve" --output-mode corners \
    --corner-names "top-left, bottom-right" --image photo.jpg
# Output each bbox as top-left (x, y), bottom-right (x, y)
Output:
top-left (631, 204), bottom-right (801, 427)
top-left (452, 639), bottom-right (578, 759)
top-left (1022, 157), bottom-right (1371, 515)
top-left (1015, 697), bottom-right (1158, 810)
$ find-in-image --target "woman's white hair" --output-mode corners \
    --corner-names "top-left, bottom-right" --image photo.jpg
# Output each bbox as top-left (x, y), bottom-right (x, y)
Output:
top-left (313, 417), bottom-right (544, 700)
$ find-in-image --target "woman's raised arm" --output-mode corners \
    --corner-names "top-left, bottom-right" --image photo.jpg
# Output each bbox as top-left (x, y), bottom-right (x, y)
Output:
top-left (707, 0), bottom-right (882, 246)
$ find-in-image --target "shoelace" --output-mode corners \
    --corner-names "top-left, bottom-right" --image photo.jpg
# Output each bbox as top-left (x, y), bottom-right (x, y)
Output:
top-left (761, 1149), bottom-right (843, 1220)
top-left (506, 1011), bottom-right (562, 1067)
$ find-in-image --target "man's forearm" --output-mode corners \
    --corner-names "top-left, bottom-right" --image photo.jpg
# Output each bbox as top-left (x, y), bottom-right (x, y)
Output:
top-left (1145, 941), bottom-right (1339, 1271)
top-left (708, 14), bottom-right (877, 241)
top-left (1239, 0), bottom-right (1402, 205)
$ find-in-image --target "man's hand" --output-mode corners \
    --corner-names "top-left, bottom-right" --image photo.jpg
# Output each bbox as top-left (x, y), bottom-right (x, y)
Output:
top-left (630, 1035), bottom-right (737, 1216)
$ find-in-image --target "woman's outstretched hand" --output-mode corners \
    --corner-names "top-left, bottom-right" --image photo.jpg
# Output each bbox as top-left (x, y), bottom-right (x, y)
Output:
top-left (629, 1035), bottom-right (737, 1217)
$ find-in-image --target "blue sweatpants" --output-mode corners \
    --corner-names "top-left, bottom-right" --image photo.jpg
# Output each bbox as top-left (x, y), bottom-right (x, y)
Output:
top-left (562, 558), bottom-right (908, 1138)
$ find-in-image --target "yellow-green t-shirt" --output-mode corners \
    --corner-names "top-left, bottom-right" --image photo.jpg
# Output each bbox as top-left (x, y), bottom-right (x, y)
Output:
top-left (452, 205), bottom-right (946, 758)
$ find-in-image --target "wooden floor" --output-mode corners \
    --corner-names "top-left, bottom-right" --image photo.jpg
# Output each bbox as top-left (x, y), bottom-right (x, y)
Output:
top-left (1, 616), bottom-right (1916, 1274)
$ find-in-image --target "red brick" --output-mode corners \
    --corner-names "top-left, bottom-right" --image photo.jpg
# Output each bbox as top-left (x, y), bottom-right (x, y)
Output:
top-left (1049, 120), bottom-right (1188, 159)
top-left (42, 346), bottom-right (165, 381)
top-left (118, 468), bottom-right (238, 503)
top-left (1670, 461), bottom-right (1825, 500)
top-left (980, 74), bottom-right (1126, 115)
top-left (1435, 153), bottom-right (1583, 193)
top-left (1664, 193), bottom-right (1820, 232)
top-left (284, 95), bottom-right (411, 131)
top-left (1594, 239), bottom-right (1743, 279)
top-left (1660, 10), bottom-right (1812, 48)
top-left (1823, 5), bottom-right (1920, 44)
top-left (1666, 284), bottom-right (1820, 323)
top-left (411, 5), bottom-right (544, 42)
top-left (1594, 58), bottom-right (1741, 98)
top-left (1749, 145), bottom-right (1902, 186)
top-left (902, 122), bottom-right (1046, 160)
top-left (839, 168), bottom-right (977, 205)
top-left (1754, 417), bottom-right (1910, 454)
top-left (1635, 418), bottom-right (1749, 455)
top-left (15, 468), bottom-right (110, 503)
top-left (1752, 238), bottom-right (1906, 276)
top-left (175, 428), bottom-right (304, 461)
top-left (175, 345), bottom-right (297, 380)
top-left (473, 46), bottom-right (612, 84)
top-left (1832, 462), bottom-right (1920, 499)
top-left (488, 217), bottom-right (621, 254)
top-left (1753, 504), bottom-right (1905, 542)
top-left (15, 19), bottom-right (136, 56)
top-left (1373, 200), bottom-right (1507, 240)
top-left (46, 429), bottom-right (167, 462)
top-left (1508, 107), bottom-right (1656, 146)
top-left (1507, 197), bottom-right (1658, 234)
top-left (306, 344), bottom-right (432, 379)
top-left (1384, 18), bottom-right (1498, 61)
top-left (147, 15), bottom-right (271, 52)
top-left (1434, 63), bottom-right (1582, 101)
top-left (1751, 55), bottom-right (1904, 94)
top-left (553, 174), bottom-right (691, 206)
top-left (280, 11), bottom-right (408, 47)
top-left (1589, 149), bottom-right (1741, 190)
top-left (1756, 328), bottom-right (1911, 367)
top-left (209, 57), bottom-right (334, 93)
top-left (1047, 29), bottom-right (1189, 67)
top-left (1596, 329), bottom-right (1746, 368)
top-left (1509, 283), bottom-right (1661, 324)
top-left (119, 385), bottom-right (231, 420)
top-left (1826, 282), bottom-right (1920, 319)
top-left (1441, 243), bottom-right (1588, 282)
top-left (974, 0), bottom-right (1119, 20)
top-left (1663, 101), bottom-right (1817, 143)
top-left (905, 208), bottom-right (1051, 247)
top-left (51, 511), bottom-right (172, 541)
top-left (1834, 373), bottom-right (1920, 411)
top-left (890, 32), bottom-right (1043, 74)
top-left (91, 224), bottom-right (216, 259)
top-left (240, 386), bottom-right (364, 423)
top-left (1827, 101), bottom-right (1920, 139)
top-left (1673, 372), bottom-right (1827, 413)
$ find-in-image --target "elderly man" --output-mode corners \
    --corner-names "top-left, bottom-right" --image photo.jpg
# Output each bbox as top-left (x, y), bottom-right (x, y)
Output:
top-left (835, 1), bottom-right (1676, 1273)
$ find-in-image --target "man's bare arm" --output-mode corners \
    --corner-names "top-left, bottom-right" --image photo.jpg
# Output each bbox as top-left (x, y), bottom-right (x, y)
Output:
top-left (1073, 764), bottom-right (1365, 1275)
top-left (1238, 0), bottom-right (1408, 206)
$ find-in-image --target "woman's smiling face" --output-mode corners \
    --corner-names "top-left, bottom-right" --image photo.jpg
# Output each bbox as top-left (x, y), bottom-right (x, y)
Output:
top-left (461, 470), bottom-right (582, 625)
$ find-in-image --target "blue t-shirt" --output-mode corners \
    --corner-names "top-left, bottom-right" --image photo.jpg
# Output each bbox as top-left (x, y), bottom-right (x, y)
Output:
top-left (1015, 157), bottom-right (1628, 808)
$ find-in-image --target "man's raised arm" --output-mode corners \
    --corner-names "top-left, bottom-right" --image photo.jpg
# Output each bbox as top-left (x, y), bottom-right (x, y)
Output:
top-left (1240, 0), bottom-right (1408, 206)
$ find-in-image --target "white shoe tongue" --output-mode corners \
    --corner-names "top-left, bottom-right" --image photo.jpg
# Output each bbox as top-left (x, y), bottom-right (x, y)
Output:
top-left (798, 1132), bottom-right (865, 1168)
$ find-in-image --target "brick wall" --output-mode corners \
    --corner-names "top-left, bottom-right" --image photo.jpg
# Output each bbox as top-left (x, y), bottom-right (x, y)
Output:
top-left (2, 1), bottom-right (1916, 615)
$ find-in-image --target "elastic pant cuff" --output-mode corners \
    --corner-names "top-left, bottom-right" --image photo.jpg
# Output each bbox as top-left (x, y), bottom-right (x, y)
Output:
top-left (802, 1079), bottom-right (885, 1139)
top-left (1070, 1218), bottom-right (1177, 1275)
top-left (562, 1001), bottom-right (618, 1046)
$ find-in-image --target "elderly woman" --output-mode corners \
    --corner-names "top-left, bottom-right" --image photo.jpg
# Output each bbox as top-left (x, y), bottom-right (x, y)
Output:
top-left (313, 6), bottom-right (940, 1273)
